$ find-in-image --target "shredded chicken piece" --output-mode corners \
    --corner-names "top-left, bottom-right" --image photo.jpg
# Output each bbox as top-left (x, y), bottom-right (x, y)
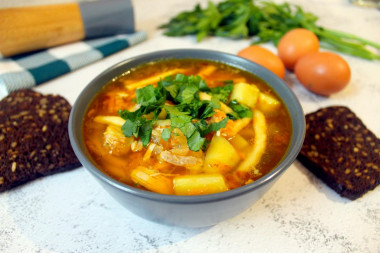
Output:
top-left (170, 147), bottom-right (189, 156)
top-left (103, 126), bottom-right (132, 155)
top-left (170, 128), bottom-right (188, 150)
top-left (131, 139), bottom-right (143, 152)
top-left (151, 129), bottom-right (163, 144)
top-left (158, 151), bottom-right (203, 167)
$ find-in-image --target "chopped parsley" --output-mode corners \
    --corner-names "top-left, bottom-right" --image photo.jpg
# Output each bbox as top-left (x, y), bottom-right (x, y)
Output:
top-left (227, 100), bottom-right (253, 119)
top-left (209, 83), bottom-right (233, 103)
top-left (161, 128), bottom-right (171, 141)
top-left (118, 73), bottom-right (251, 151)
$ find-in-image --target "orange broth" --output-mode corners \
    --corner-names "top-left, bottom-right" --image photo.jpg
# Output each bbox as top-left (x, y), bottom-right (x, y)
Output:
top-left (83, 59), bottom-right (291, 195)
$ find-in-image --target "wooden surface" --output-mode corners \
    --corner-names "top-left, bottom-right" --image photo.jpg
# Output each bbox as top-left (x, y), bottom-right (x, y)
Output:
top-left (0, 3), bottom-right (84, 57)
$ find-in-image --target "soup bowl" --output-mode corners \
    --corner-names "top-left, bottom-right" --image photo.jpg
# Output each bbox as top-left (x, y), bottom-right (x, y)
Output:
top-left (69, 49), bottom-right (305, 227)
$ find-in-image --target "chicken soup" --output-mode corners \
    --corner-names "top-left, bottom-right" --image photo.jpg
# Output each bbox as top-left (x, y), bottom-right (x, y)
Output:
top-left (83, 59), bottom-right (291, 195)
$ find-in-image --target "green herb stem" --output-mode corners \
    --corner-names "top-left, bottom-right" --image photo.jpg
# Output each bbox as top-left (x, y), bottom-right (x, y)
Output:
top-left (322, 28), bottom-right (380, 50)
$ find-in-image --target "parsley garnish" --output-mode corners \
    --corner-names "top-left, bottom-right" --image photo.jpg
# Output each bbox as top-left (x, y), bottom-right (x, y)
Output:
top-left (209, 83), bottom-right (233, 103)
top-left (161, 128), bottom-right (171, 141)
top-left (227, 100), bottom-right (253, 119)
top-left (118, 73), bottom-right (250, 151)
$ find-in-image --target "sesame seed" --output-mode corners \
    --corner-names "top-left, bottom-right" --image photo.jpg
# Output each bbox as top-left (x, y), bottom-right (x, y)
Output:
top-left (11, 162), bottom-right (17, 172)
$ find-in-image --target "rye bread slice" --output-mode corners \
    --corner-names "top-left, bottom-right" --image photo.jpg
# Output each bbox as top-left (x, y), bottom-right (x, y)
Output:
top-left (0, 89), bottom-right (81, 192)
top-left (297, 106), bottom-right (380, 200)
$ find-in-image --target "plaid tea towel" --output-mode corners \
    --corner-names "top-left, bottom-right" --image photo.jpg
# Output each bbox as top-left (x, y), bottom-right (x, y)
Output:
top-left (0, 31), bottom-right (147, 99)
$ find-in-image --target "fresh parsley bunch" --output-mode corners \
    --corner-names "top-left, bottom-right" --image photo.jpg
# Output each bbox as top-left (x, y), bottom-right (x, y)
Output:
top-left (160, 0), bottom-right (380, 61)
top-left (118, 74), bottom-right (251, 152)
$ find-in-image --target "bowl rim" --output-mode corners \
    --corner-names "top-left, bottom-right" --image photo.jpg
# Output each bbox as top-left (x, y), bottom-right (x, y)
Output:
top-left (69, 48), bottom-right (305, 204)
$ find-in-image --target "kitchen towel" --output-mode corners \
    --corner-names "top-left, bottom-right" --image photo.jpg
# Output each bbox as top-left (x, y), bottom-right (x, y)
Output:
top-left (0, 30), bottom-right (147, 99)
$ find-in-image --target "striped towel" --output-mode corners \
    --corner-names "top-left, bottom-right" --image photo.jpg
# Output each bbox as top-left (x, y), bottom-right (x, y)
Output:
top-left (0, 31), bottom-right (147, 99)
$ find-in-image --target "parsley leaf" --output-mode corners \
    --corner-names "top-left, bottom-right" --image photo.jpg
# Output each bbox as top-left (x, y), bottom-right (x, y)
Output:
top-left (121, 119), bottom-right (137, 137)
top-left (195, 117), bottom-right (228, 136)
top-left (180, 122), bottom-right (197, 139)
top-left (187, 131), bottom-right (205, 152)
top-left (164, 105), bottom-right (192, 126)
top-left (161, 128), bottom-right (171, 141)
top-left (136, 85), bottom-right (157, 106)
top-left (199, 79), bottom-right (211, 92)
top-left (228, 100), bottom-right (253, 119)
top-left (139, 120), bottom-right (154, 146)
top-left (163, 82), bottom-right (180, 98)
top-left (198, 97), bottom-right (220, 119)
top-left (206, 117), bottom-right (229, 134)
top-left (210, 83), bottom-right (233, 102)
top-left (177, 83), bottom-right (198, 104)
top-left (119, 110), bottom-right (142, 137)
top-left (201, 140), bottom-right (211, 151)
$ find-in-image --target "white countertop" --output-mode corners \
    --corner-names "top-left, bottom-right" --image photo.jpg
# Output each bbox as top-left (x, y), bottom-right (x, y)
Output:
top-left (1, 0), bottom-right (379, 252)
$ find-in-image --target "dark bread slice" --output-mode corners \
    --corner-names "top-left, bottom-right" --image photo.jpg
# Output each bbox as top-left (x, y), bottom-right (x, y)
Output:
top-left (0, 89), bottom-right (81, 192)
top-left (297, 106), bottom-right (380, 200)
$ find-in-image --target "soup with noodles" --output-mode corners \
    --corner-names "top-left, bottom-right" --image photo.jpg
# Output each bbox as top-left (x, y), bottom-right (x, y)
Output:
top-left (83, 59), bottom-right (291, 195)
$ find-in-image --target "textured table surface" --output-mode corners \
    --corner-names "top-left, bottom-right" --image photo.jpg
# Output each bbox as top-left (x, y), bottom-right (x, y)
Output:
top-left (1, 0), bottom-right (379, 252)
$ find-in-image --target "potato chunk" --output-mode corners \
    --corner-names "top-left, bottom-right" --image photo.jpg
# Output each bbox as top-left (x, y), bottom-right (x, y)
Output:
top-left (230, 82), bottom-right (260, 108)
top-left (204, 136), bottom-right (240, 173)
top-left (257, 93), bottom-right (281, 116)
top-left (229, 134), bottom-right (249, 152)
top-left (173, 174), bottom-right (228, 195)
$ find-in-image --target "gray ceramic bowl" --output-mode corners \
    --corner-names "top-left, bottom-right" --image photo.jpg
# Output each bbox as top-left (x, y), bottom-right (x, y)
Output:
top-left (69, 49), bottom-right (305, 227)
